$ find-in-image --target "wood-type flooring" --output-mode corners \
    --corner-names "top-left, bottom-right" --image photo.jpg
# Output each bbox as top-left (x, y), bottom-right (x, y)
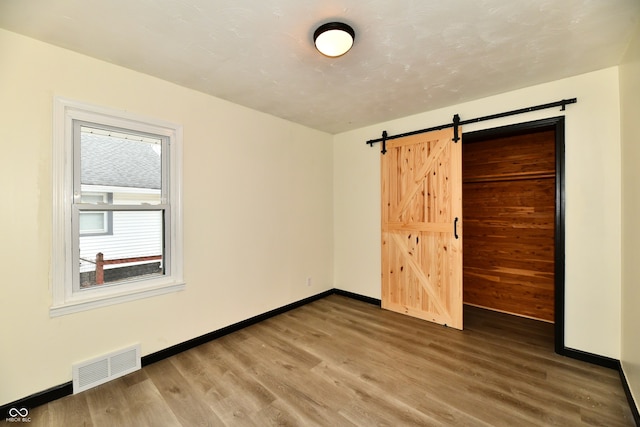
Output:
top-left (25, 295), bottom-right (635, 426)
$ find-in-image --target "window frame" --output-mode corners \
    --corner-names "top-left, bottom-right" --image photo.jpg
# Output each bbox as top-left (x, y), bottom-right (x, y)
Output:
top-left (52, 97), bottom-right (184, 317)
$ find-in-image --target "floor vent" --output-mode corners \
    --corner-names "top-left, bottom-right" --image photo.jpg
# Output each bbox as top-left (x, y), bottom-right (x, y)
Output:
top-left (72, 344), bottom-right (141, 394)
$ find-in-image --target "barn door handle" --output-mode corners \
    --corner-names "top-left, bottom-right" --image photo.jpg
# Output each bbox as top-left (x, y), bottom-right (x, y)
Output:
top-left (454, 217), bottom-right (459, 239)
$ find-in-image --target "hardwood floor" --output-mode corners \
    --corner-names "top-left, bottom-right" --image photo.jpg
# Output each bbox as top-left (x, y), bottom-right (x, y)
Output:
top-left (26, 295), bottom-right (634, 426)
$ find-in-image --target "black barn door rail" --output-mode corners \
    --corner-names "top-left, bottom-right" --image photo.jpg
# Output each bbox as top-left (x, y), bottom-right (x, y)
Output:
top-left (366, 98), bottom-right (577, 154)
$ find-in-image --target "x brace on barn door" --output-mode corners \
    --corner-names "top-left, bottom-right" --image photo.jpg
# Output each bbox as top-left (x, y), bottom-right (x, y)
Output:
top-left (366, 98), bottom-right (577, 154)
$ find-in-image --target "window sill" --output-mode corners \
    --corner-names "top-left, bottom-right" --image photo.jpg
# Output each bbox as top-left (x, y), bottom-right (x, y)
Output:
top-left (50, 280), bottom-right (186, 317)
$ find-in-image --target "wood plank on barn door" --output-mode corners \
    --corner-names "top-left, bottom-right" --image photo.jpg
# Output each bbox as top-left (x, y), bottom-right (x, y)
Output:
top-left (381, 128), bottom-right (463, 329)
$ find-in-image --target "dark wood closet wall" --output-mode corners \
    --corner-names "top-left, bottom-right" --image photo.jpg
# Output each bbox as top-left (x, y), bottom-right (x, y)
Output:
top-left (462, 129), bottom-right (556, 322)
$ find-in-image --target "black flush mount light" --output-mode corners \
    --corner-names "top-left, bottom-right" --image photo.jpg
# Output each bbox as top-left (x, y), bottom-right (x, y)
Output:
top-left (313, 22), bottom-right (355, 57)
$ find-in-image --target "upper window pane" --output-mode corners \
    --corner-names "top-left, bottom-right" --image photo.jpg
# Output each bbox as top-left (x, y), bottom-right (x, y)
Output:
top-left (80, 126), bottom-right (163, 205)
top-left (81, 193), bottom-right (106, 204)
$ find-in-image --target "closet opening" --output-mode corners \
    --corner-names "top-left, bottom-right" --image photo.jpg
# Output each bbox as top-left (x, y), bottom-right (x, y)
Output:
top-left (462, 117), bottom-right (565, 352)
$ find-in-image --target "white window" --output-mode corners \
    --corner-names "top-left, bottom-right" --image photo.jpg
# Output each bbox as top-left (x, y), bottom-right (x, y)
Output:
top-left (52, 97), bottom-right (184, 317)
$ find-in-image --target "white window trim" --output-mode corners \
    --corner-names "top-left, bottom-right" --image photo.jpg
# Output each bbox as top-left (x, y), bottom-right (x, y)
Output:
top-left (51, 97), bottom-right (184, 317)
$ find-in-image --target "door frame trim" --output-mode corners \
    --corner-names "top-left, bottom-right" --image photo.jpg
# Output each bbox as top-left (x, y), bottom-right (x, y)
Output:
top-left (462, 116), bottom-right (566, 353)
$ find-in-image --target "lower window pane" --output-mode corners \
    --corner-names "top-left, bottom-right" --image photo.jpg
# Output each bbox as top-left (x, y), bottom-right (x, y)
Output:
top-left (79, 210), bottom-right (164, 288)
top-left (79, 211), bottom-right (107, 234)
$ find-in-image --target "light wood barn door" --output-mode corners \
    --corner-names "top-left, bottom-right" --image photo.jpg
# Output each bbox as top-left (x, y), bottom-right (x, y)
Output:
top-left (381, 128), bottom-right (463, 329)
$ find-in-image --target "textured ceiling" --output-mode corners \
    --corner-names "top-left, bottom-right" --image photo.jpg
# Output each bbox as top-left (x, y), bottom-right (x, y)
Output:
top-left (1, 0), bottom-right (639, 134)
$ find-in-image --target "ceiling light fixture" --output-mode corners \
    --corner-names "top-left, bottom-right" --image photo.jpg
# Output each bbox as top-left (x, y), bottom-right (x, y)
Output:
top-left (313, 22), bottom-right (355, 58)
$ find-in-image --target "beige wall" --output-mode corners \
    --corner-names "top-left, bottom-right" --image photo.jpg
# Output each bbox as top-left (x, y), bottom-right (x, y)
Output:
top-left (0, 29), bottom-right (334, 406)
top-left (620, 21), bottom-right (640, 413)
top-left (334, 67), bottom-right (622, 359)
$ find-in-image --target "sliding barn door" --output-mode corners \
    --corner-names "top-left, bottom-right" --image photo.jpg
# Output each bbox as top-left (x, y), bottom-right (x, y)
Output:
top-left (381, 128), bottom-right (463, 329)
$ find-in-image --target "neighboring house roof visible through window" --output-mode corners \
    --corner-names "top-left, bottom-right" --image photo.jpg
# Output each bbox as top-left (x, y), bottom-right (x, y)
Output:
top-left (81, 132), bottom-right (161, 190)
